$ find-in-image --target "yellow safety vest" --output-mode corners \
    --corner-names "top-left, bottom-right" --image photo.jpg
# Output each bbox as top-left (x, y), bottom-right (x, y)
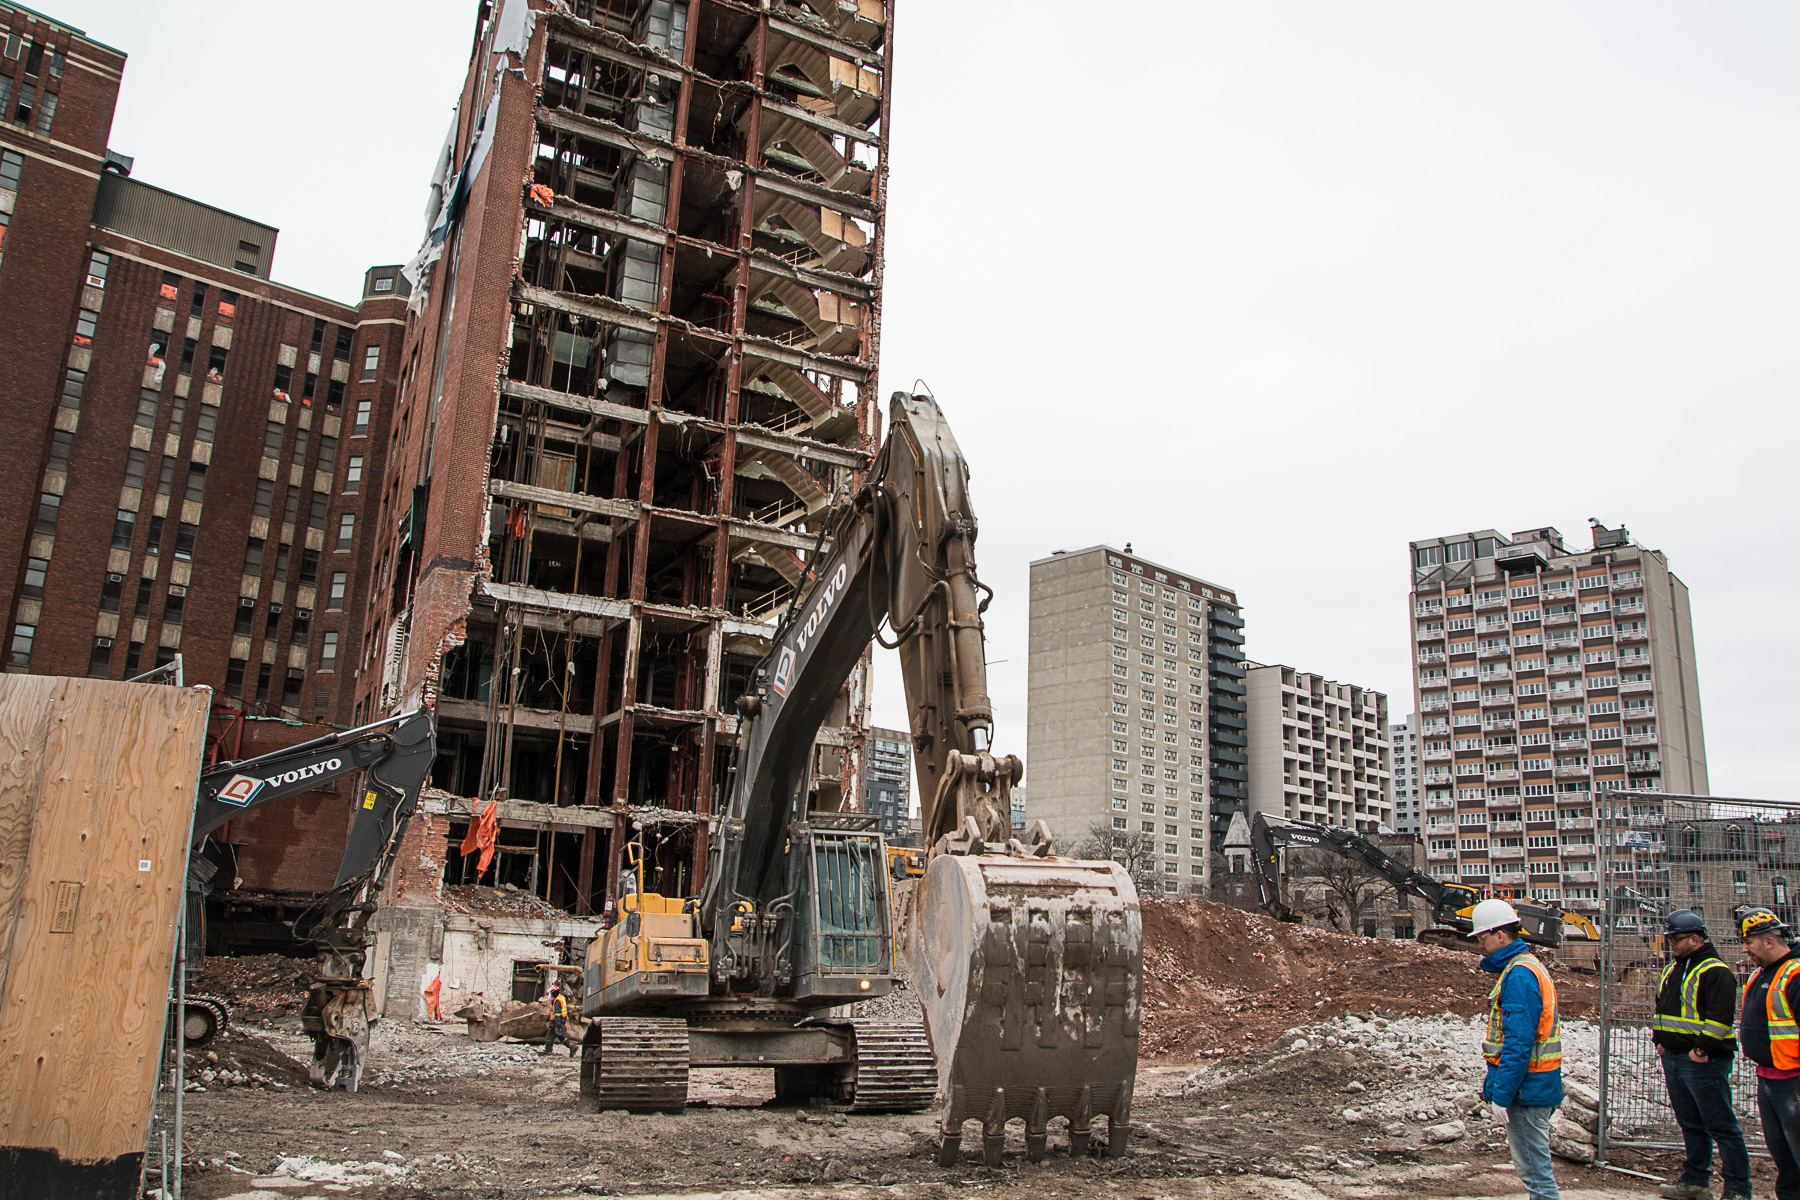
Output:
top-left (1652, 957), bottom-right (1734, 1040)
top-left (1483, 951), bottom-right (1563, 1072)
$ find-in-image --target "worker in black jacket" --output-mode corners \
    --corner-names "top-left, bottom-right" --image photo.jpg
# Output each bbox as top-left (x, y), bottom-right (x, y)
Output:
top-left (1651, 909), bottom-right (1749, 1200)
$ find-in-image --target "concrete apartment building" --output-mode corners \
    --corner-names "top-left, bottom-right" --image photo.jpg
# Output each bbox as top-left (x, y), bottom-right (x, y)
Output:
top-left (1244, 664), bottom-right (1392, 833)
top-left (0, 3), bottom-right (414, 949)
top-left (1389, 715), bottom-right (1420, 834)
top-left (863, 725), bottom-right (911, 844)
top-left (354, 0), bottom-right (892, 1016)
top-left (1027, 544), bottom-right (1249, 894)
top-left (1408, 521), bottom-right (1706, 915)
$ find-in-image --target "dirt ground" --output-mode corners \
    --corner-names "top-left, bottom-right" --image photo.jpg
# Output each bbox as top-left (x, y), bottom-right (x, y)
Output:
top-left (176, 898), bottom-right (1695, 1200)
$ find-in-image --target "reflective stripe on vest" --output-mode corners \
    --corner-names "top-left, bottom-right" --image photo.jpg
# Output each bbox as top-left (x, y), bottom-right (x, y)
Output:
top-left (1482, 951), bottom-right (1563, 1072)
top-left (1651, 957), bottom-right (1735, 1040)
top-left (1748, 959), bottom-right (1800, 1071)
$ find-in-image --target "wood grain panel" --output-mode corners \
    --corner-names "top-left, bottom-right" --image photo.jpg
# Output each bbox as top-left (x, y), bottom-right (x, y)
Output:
top-left (0, 677), bottom-right (210, 1166)
top-left (0, 675), bottom-right (61, 1006)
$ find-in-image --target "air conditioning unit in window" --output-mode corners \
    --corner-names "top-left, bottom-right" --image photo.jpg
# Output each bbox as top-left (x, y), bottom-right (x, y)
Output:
top-left (107, 572), bottom-right (123, 583)
top-left (240, 597), bottom-right (256, 608)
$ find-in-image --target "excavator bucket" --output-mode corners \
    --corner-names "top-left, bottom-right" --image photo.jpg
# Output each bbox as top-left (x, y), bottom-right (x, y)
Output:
top-left (911, 851), bottom-right (1141, 1166)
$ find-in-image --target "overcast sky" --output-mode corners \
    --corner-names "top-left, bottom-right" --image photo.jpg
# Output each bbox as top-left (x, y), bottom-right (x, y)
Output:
top-left (63, 1), bottom-right (1798, 804)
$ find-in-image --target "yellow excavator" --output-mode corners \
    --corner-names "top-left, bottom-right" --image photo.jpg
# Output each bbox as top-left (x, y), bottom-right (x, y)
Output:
top-left (580, 393), bottom-right (1142, 1166)
top-left (1249, 812), bottom-right (1598, 952)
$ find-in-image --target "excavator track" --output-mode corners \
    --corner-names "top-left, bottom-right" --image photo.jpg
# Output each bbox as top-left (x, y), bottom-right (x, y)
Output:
top-left (179, 993), bottom-right (232, 1049)
top-left (580, 1017), bottom-right (689, 1113)
top-left (847, 1019), bottom-right (936, 1112)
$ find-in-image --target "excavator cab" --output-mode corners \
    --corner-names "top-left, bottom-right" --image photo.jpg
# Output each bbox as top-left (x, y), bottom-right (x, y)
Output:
top-left (790, 818), bottom-right (894, 1003)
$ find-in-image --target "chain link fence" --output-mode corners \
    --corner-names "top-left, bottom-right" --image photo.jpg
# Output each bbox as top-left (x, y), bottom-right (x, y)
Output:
top-left (1597, 793), bottom-right (1800, 1160)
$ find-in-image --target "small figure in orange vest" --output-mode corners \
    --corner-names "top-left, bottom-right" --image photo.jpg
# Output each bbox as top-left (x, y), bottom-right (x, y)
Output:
top-left (1472, 899), bottom-right (1562, 1200)
top-left (542, 983), bottom-right (575, 1058)
top-left (1739, 906), bottom-right (1800, 1198)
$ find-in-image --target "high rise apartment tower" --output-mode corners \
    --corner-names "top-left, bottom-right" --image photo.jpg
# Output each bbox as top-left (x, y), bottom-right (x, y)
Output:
top-left (1244, 664), bottom-right (1391, 833)
top-left (1027, 545), bottom-right (1247, 894)
top-left (1388, 715), bottom-right (1420, 834)
top-left (1407, 522), bottom-right (1705, 914)
top-left (356, 0), bottom-right (892, 995)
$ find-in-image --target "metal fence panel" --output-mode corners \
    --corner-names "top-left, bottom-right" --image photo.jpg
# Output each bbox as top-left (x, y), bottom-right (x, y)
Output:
top-left (1598, 795), bottom-right (1800, 1156)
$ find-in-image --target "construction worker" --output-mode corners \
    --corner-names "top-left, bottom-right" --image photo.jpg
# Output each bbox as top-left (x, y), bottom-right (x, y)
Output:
top-left (1472, 898), bottom-right (1562, 1200)
top-left (543, 983), bottom-right (575, 1058)
top-left (1741, 906), bottom-right (1800, 1199)
top-left (1651, 909), bottom-right (1749, 1200)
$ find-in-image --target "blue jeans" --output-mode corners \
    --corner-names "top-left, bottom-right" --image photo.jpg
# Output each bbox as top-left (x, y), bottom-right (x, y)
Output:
top-left (1505, 1104), bottom-right (1561, 1200)
top-left (1663, 1052), bottom-right (1750, 1195)
top-left (1759, 1074), bottom-right (1800, 1200)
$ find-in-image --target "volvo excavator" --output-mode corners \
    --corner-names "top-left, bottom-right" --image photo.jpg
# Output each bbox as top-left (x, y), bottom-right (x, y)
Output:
top-left (1246, 811), bottom-right (1597, 950)
top-left (580, 392), bottom-right (1143, 1166)
top-left (179, 709), bottom-right (437, 1090)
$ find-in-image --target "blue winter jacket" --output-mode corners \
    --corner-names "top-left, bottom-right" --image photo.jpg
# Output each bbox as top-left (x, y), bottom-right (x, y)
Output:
top-left (1479, 937), bottom-right (1564, 1109)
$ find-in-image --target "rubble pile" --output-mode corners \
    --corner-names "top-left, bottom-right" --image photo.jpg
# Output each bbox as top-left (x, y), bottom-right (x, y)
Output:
top-left (440, 882), bottom-right (566, 920)
top-left (1157, 1010), bottom-right (1604, 1162)
top-left (182, 1028), bottom-right (312, 1091)
top-left (193, 952), bottom-right (314, 1016)
top-left (1138, 898), bottom-right (1603, 1057)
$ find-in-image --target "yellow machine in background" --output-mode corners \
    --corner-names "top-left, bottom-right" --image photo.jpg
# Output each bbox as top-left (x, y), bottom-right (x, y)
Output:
top-left (885, 845), bottom-right (925, 880)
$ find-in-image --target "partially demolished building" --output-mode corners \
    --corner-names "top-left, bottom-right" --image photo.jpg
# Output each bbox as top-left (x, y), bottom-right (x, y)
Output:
top-left (358, 0), bottom-right (891, 1016)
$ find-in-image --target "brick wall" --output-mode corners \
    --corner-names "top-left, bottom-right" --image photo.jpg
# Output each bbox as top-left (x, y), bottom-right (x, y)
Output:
top-left (0, 11), bottom-right (121, 624)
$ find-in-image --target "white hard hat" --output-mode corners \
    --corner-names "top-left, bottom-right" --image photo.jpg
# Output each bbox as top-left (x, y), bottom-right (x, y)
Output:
top-left (1470, 898), bottom-right (1521, 937)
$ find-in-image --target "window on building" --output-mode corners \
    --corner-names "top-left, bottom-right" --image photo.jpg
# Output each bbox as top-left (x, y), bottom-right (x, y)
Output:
top-left (98, 574), bottom-right (124, 614)
top-left (255, 662), bottom-right (273, 702)
top-left (353, 399), bottom-right (372, 436)
top-left (6, 622), bottom-right (34, 667)
top-left (189, 282), bottom-right (207, 317)
top-left (282, 668), bottom-right (304, 708)
top-left (34, 91), bottom-right (55, 135)
top-left (225, 658), bottom-right (247, 698)
top-left (308, 493), bottom-right (328, 531)
top-left (333, 326), bottom-right (352, 361)
top-left (316, 435), bottom-right (338, 477)
top-left (163, 588), bottom-right (185, 626)
top-left (133, 579), bottom-right (153, 620)
top-left (194, 406), bottom-right (217, 445)
top-left (85, 250), bottom-right (110, 289)
top-left (122, 642), bottom-right (143, 675)
top-left (310, 317), bottom-right (326, 353)
top-left (327, 572), bottom-right (347, 610)
top-left (253, 479), bottom-right (275, 518)
top-left (327, 378), bottom-right (346, 409)
top-left (184, 463), bottom-right (207, 504)
top-left (110, 508), bottom-right (136, 548)
top-left (206, 344), bottom-right (228, 379)
top-left (299, 548), bottom-right (320, 587)
top-left (319, 630), bottom-right (339, 671)
top-left (85, 636), bottom-right (112, 678)
top-left (344, 456), bottom-right (363, 493)
top-left (361, 345), bottom-right (380, 381)
top-left (21, 557), bottom-right (48, 600)
top-left (174, 522), bottom-right (197, 560)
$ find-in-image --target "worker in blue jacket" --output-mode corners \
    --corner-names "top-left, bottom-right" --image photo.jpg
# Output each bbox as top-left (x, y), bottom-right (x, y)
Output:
top-left (1474, 899), bottom-right (1564, 1200)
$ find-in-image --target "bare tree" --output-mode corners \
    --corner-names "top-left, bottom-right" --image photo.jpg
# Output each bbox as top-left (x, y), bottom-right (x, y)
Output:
top-left (1290, 848), bottom-right (1395, 934)
top-left (1073, 820), bottom-right (1164, 898)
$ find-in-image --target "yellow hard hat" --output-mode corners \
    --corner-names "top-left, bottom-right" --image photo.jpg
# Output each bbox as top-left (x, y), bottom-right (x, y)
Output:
top-left (1741, 908), bottom-right (1790, 940)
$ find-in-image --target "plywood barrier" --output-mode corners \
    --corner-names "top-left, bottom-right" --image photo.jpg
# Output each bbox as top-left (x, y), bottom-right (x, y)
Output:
top-left (0, 676), bottom-right (211, 1200)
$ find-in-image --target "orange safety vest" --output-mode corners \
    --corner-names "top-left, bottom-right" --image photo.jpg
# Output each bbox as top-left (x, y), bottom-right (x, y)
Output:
top-left (551, 993), bottom-right (568, 1020)
top-left (1746, 959), bottom-right (1800, 1070)
top-left (1483, 951), bottom-right (1563, 1073)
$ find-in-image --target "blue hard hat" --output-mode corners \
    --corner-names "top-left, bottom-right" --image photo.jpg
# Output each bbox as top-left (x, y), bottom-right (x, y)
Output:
top-left (1664, 909), bottom-right (1707, 937)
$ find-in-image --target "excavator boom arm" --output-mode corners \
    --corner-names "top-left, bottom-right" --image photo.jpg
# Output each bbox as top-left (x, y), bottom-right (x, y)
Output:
top-left (1249, 812), bottom-right (1564, 949)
